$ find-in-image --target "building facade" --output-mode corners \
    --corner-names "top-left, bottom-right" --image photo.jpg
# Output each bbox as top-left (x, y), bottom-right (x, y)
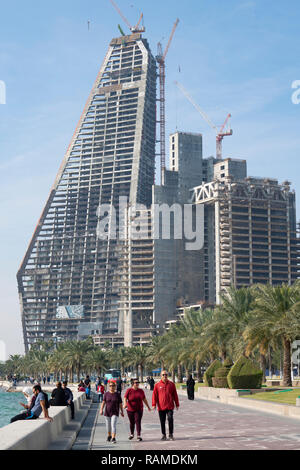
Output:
top-left (192, 176), bottom-right (299, 303)
top-left (17, 33), bottom-right (156, 351)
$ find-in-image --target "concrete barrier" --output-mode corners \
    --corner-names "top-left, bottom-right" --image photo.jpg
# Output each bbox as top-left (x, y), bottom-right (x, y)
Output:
top-left (0, 391), bottom-right (91, 450)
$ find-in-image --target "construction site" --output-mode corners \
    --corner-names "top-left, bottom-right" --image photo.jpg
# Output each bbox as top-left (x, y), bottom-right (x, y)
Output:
top-left (17, 1), bottom-right (300, 351)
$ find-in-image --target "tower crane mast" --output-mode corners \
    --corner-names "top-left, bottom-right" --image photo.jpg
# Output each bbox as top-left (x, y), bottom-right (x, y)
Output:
top-left (156, 19), bottom-right (179, 183)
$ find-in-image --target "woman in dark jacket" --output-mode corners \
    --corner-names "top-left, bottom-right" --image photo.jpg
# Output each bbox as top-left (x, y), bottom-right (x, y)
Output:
top-left (50, 381), bottom-right (67, 406)
top-left (186, 374), bottom-right (195, 400)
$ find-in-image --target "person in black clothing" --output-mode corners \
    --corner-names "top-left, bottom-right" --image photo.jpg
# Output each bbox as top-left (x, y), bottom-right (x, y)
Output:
top-left (186, 374), bottom-right (195, 400)
top-left (63, 381), bottom-right (75, 419)
top-left (50, 382), bottom-right (67, 406)
top-left (149, 377), bottom-right (155, 391)
top-left (84, 375), bottom-right (91, 399)
top-left (116, 377), bottom-right (122, 395)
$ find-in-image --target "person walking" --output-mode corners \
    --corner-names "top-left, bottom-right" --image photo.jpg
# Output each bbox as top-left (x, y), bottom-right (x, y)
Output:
top-left (149, 377), bottom-right (155, 391)
top-left (186, 374), bottom-right (195, 400)
top-left (100, 381), bottom-right (124, 444)
top-left (116, 376), bottom-right (122, 395)
top-left (123, 378), bottom-right (151, 442)
top-left (97, 382), bottom-right (105, 403)
top-left (152, 370), bottom-right (179, 441)
top-left (84, 375), bottom-right (91, 399)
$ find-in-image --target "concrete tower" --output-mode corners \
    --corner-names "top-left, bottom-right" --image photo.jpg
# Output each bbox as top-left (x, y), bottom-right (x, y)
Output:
top-left (17, 33), bottom-right (157, 351)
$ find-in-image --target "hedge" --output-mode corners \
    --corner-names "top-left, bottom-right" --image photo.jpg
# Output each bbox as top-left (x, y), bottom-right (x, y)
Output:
top-left (204, 359), bottom-right (222, 387)
top-left (227, 356), bottom-right (263, 389)
top-left (212, 358), bottom-right (233, 388)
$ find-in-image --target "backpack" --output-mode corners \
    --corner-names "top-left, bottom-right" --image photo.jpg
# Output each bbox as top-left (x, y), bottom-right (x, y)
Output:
top-left (42, 391), bottom-right (50, 409)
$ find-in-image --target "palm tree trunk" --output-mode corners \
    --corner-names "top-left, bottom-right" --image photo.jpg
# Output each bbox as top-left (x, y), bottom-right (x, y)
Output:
top-left (260, 353), bottom-right (266, 384)
top-left (196, 360), bottom-right (202, 382)
top-left (140, 365), bottom-right (144, 382)
top-left (171, 369), bottom-right (175, 382)
top-left (135, 365), bottom-right (139, 381)
top-left (283, 338), bottom-right (292, 387)
top-left (177, 364), bottom-right (183, 383)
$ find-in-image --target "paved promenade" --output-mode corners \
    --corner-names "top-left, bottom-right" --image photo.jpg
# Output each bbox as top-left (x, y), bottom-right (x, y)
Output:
top-left (72, 389), bottom-right (300, 450)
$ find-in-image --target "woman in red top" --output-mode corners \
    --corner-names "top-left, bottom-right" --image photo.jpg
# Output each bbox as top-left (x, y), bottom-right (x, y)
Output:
top-left (124, 378), bottom-right (151, 441)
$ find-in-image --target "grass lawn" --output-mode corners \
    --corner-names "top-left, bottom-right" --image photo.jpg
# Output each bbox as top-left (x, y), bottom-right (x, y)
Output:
top-left (175, 383), bottom-right (206, 392)
top-left (243, 389), bottom-right (300, 406)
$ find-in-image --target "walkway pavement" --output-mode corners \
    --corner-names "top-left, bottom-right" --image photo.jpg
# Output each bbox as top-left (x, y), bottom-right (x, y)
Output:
top-left (72, 389), bottom-right (300, 450)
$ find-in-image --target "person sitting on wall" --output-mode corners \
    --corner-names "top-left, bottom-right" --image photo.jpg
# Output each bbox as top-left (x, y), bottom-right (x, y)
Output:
top-left (62, 381), bottom-right (75, 419)
top-left (50, 382), bottom-right (68, 406)
top-left (10, 385), bottom-right (53, 423)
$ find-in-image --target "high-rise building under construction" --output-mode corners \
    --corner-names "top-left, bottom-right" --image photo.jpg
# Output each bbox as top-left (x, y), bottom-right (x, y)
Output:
top-left (17, 33), bottom-right (156, 351)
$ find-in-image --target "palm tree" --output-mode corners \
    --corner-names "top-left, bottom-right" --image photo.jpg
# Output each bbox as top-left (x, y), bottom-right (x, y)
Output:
top-left (218, 286), bottom-right (255, 357)
top-left (127, 346), bottom-right (149, 381)
top-left (63, 340), bottom-right (93, 381)
top-left (115, 347), bottom-right (130, 376)
top-left (147, 335), bottom-right (166, 370)
top-left (248, 282), bottom-right (300, 386)
top-left (85, 348), bottom-right (109, 377)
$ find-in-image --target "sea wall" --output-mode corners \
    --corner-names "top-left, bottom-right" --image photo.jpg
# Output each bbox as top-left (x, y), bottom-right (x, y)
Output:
top-left (0, 391), bottom-right (89, 450)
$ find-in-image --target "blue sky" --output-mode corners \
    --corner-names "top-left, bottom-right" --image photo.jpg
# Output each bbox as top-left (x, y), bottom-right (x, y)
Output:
top-left (0, 0), bottom-right (299, 357)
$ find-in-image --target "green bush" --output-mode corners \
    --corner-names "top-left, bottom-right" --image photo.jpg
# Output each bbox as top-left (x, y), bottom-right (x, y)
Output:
top-left (227, 356), bottom-right (263, 389)
top-left (212, 359), bottom-right (233, 388)
top-left (223, 358), bottom-right (233, 368)
top-left (212, 376), bottom-right (229, 388)
top-left (203, 359), bottom-right (222, 387)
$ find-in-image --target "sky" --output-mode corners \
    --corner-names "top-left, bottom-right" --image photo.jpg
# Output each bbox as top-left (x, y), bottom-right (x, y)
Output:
top-left (0, 0), bottom-right (299, 358)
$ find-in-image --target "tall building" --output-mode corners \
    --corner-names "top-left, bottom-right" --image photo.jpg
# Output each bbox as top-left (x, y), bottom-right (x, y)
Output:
top-left (17, 33), bottom-right (157, 351)
top-left (192, 174), bottom-right (299, 303)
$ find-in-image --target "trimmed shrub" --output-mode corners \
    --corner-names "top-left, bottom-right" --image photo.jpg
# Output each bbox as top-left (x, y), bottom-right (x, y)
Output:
top-left (212, 368), bottom-right (229, 388)
top-left (227, 356), bottom-right (263, 389)
top-left (203, 359), bottom-right (222, 387)
top-left (212, 358), bottom-right (233, 388)
top-left (223, 358), bottom-right (233, 368)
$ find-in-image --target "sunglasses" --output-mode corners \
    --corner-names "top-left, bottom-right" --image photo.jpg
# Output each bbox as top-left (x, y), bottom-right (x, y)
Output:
top-left (162, 374), bottom-right (168, 376)
top-left (133, 382), bottom-right (140, 384)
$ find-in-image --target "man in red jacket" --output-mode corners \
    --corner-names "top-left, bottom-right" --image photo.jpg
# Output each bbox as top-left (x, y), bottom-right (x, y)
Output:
top-left (152, 370), bottom-right (179, 441)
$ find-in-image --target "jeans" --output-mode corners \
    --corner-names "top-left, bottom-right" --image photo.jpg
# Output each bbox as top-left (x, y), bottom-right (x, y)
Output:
top-left (105, 415), bottom-right (118, 435)
top-left (158, 409), bottom-right (174, 436)
top-left (10, 411), bottom-right (38, 423)
top-left (97, 393), bottom-right (103, 403)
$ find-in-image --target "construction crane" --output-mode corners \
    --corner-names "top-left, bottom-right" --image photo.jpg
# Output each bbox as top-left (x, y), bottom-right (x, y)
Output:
top-left (175, 81), bottom-right (233, 160)
top-left (156, 18), bottom-right (179, 183)
top-left (109, 0), bottom-right (145, 33)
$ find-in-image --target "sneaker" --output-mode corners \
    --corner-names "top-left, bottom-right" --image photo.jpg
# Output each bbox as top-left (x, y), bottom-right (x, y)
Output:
top-left (161, 435), bottom-right (167, 441)
top-left (112, 438), bottom-right (116, 443)
top-left (106, 436), bottom-right (112, 442)
top-left (137, 436), bottom-right (142, 441)
top-left (128, 435), bottom-right (134, 440)
top-left (169, 435), bottom-right (175, 441)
